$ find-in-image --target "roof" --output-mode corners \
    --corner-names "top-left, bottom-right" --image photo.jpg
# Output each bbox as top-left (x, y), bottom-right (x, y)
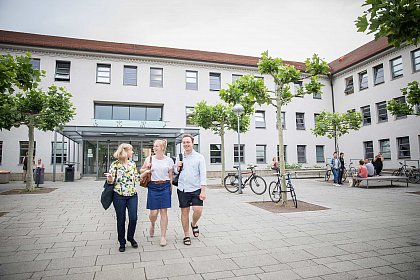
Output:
top-left (329, 37), bottom-right (391, 74)
top-left (0, 30), bottom-right (306, 69)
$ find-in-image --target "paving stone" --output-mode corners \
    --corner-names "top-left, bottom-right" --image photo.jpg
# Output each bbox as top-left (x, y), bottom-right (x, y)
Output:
top-left (292, 264), bottom-right (335, 278)
top-left (145, 263), bottom-right (195, 279)
top-left (232, 267), bottom-right (265, 276)
top-left (140, 249), bottom-right (183, 261)
top-left (35, 250), bottom-right (75, 260)
top-left (271, 248), bottom-right (315, 263)
top-left (180, 246), bottom-right (222, 258)
top-left (0, 272), bottom-right (34, 280)
top-left (96, 252), bottom-right (140, 265)
top-left (256, 269), bottom-right (301, 280)
top-left (42, 272), bottom-right (94, 280)
top-left (0, 259), bottom-right (50, 275)
top-left (395, 270), bottom-right (420, 280)
top-left (379, 253), bottom-right (417, 264)
top-left (231, 254), bottom-right (278, 268)
top-left (94, 268), bottom-right (146, 280)
top-left (371, 265), bottom-right (400, 274)
top-left (46, 256), bottom-right (96, 270)
top-left (190, 258), bottom-right (239, 273)
top-left (31, 268), bottom-right (69, 278)
top-left (0, 253), bottom-right (37, 264)
top-left (321, 272), bottom-right (357, 280)
top-left (351, 256), bottom-right (392, 268)
top-left (201, 270), bottom-right (235, 279)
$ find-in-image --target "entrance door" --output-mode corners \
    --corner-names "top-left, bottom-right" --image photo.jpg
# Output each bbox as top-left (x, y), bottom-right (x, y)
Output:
top-left (98, 141), bottom-right (119, 177)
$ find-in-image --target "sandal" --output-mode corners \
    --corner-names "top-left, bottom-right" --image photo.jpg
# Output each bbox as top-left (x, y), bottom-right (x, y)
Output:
top-left (183, 236), bottom-right (191, 245)
top-left (191, 223), bottom-right (199, 237)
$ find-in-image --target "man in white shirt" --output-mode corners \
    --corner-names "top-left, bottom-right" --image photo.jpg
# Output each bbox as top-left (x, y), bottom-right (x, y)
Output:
top-left (174, 134), bottom-right (207, 246)
top-left (365, 159), bottom-right (375, 177)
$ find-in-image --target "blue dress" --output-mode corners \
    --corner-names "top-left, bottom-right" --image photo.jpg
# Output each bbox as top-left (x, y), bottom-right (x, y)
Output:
top-left (147, 181), bottom-right (171, 210)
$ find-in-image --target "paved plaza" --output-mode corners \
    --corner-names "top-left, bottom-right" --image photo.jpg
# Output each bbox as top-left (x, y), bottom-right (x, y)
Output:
top-left (0, 177), bottom-right (419, 280)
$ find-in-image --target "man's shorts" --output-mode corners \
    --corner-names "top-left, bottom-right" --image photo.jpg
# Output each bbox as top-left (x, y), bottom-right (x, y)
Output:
top-left (177, 189), bottom-right (203, 208)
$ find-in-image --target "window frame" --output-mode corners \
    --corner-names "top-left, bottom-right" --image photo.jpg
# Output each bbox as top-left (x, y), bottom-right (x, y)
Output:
top-left (397, 136), bottom-right (410, 159)
top-left (344, 76), bottom-right (354, 95)
top-left (297, 145), bottom-right (306, 163)
top-left (390, 56), bottom-right (403, 79)
top-left (394, 96), bottom-right (407, 119)
top-left (255, 110), bottom-right (266, 129)
top-left (209, 144), bottom-right (221, 164)
top-left (313, 91), bottom-right (322, 99)
top-left (123, 65), bottom-right (137, 86)
top-left (316, 145), bottom-right (325, 163)
top-left (363, 141), bottom-right (374, 160)
top-left (19, 141), bottom-right (36, 164)
top-left (256, 145), bottom-right (266, 164)
top-left (30, 58), bottom-right (40, 71)
top-left (361, 105), bottom-right (371, 126)
top-left (209, 72), bottom-right (221, 91)
top-left (185, 106), bottom-right (196, 127)
top-left (96, 63), bottom-right (111, 84)
top-left (379, 139), bottom-right (391, 160)
top-left (358, 70), bottom-right (368, 90)
top-left (277, 145), bottom-right (287, 163)
top-left (373, 63), bottom-right (384, 85)
top-left (233, 144), bottom-right (245, 164)
top-left (150, 67), bottom-right (163, 87)
top-left (232, 74), bottom-right (242, 83)
top-left (412, 48), bottom-right (420, 73)
top-left (295, 112), bottom-right (305, 130)
top-left (94, 104), bottom-right (162, 121)
top-left (376, 101), bottom-right (388, 123)
top-left (186, 70), bottom-right (198, 90)
top-left (51, 142), bottom-right (68, 164)
top-left (55, 60), bottom-right (71, 81)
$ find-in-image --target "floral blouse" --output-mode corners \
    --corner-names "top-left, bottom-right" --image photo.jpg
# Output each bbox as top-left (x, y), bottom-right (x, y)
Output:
top-left (109, 160), bottom-right (140, 196)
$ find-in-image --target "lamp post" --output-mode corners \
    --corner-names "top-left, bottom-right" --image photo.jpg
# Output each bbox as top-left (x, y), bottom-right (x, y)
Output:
top-left (232, 104), bottom-right (244, 194)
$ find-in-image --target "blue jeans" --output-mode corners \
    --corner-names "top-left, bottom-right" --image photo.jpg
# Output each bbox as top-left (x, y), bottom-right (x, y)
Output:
top-left (113, 193), bottom-right (138, 246)
top-left (332, 168), bottom-right (339, 184)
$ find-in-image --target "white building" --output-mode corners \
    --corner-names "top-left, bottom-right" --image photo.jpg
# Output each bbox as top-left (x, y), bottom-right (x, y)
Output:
top-left (0, 31), bottom-right (418, 180)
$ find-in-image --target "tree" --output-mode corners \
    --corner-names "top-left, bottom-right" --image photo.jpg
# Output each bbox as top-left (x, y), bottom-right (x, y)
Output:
top-left (387, 81), bottom-right (420, 116)
top-left (312, 111), bottom-right (363, 152)
top-left (356, 0), bottom-right (420, 48)
top-left (191, 101), bottom-right (250, 184)
top-left (0, 53), bottom-right (76, 190)
top-left (220, 52), bottom-right (329, 204)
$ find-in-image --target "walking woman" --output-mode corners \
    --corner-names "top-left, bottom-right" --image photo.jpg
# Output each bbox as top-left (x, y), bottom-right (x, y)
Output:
top-left (105, 143), bottom-right (140, 252)
top-left (141, 139), bottom-right (174, 246)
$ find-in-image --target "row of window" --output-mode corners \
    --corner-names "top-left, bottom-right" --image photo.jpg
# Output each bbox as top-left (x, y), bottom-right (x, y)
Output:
top-left (363, 136), bottom-right (411, 160)
top-left (344, 48), bottom-right (420, 94)
top-left (359, 97), bottom-right (412, 126)
top-left (210, 144), bottom-right (325, 165)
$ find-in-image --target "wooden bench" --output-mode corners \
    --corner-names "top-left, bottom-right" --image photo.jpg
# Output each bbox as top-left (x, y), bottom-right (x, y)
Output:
top-left (353, 175), bottom-right (410, 188)
top-left (289, 169), bottom-right (326, 179)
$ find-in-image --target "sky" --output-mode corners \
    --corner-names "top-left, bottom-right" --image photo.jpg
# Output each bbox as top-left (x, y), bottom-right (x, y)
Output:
top-left (0, 0), bottom-right (374, 63)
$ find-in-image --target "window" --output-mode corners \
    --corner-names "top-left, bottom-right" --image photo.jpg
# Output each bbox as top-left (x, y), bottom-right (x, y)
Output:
top-left (210, 144), bottom-right (221, 164)
top-left (314, 113), bottom-right (320, 126)
top-left (397, 137), bottom-right (410, 158)
top-left (294, 80), bottom-right (303, 96)
top-left (412, 48), bottom-right (420, 72)
top-left (394, 96), bottom-right (407, 119)
top-left (256, 145), bottom-right (266, 164)
top-left (123, 66), bottom-right (137, 86)
top-left (94, 104), bottom-right (162, 121)
top-left (55, 61), bottom-right (70, 81)
top-left (316, 145), bottom-right (325, 163)
top-left (0, 141), bottom-right (2, 164)
top-left (390, 56), bottom-right (403, 79)
top-left (363, 141), bottom-right (374, 160)
top-left (277, 145), bottom-right (287, 163)
top-left (150, 67), bottom-right (163, 87)
top-left (376, 101), bottom-right (388, 123)
top-left (186, 107), bottom-right (195, 126)
top-left (379, 139), bottom-right (391, 160)
top-left (358, 70), bottom-right (368, 90)
top-left (96, 64), bottom-right (111, 83)
top-left (373, 64), bottom-right (384, 85)
top-left (234, 144), bottom-right (245, 164)
top-left (297, 145), bottom-right (306, 163)
top-left (313, 91), bottom-right (322, 99)
top-left (255, 111), bottom-right (266, 128)
top-left (296, 113), bottom-right (305, 130)
top-left (209, 72), bottom-right (221, 91)
top-left (51, 142), bottom-right (67, 164)
top-left (361, 105), bottom-right (371, 125)
top-left (344, 76), bottom-right (354, 94)
top-left (232, 74), bottom-right (242, 83)
top-left (186, 70), bottom-right (198, 90)
top-left (30, 58), bottom-right (40, 71)
top-left (19, 141), bottom-right (36, 164)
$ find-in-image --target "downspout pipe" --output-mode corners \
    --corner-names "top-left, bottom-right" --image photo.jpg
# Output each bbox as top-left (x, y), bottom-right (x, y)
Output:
top-left (329, 74), bottom-right (338, 152)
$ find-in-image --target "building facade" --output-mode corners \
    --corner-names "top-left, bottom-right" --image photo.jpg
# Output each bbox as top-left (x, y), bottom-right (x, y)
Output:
top-left (0, 31), bottom-right (418, 180)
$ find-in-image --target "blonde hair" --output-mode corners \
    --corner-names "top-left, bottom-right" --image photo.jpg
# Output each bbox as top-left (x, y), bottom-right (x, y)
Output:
top-left (113, 143), bottom-right (133, 160)
top-left (154, 139), bottom-right (167, 154)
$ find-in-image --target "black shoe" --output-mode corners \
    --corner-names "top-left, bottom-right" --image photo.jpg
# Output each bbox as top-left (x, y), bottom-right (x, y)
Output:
top-left (128, 239), bottom-right (138, 248)
top-left (119, 245), bottom-right (125, 252)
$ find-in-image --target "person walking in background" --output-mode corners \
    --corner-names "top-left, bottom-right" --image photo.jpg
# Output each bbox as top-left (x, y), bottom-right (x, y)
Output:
top-left (365, 159), bottom-right (375, 177)
top-left (174, 134), bottom-right (207, 246)
top-left (330, 152), bottom-right (341, 186)
top-left (105, 143), bottom-right (140, 252)
top-left (373, 152), bottom-right (384, 175)
top-left (140, 139), bottom-right (174, 247)
top-left (337, 152), bottom-right (345, 185)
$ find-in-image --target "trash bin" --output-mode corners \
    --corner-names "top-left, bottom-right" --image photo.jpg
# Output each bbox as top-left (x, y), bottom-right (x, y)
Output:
top-left (65, 164), bottom-right (75, 182)
top-left (34, 168), bottom-right (44, 184)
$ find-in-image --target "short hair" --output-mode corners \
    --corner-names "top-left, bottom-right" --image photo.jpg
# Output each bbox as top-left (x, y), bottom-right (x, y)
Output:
top-left (340, 152), bottom-right (344, 156)
top-left (359, 159), bottom-right (365, 165)
top-left (154, 139), bottom-right (168, 154)
top-left (333, 151), bottom-right (337, 155)
top-left (181, 134), bottom-right (194, 143)
top-left (113, 143), bottom-right (133, 160)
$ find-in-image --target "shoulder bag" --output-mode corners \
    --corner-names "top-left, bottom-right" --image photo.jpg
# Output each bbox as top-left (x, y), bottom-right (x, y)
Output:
top-left (140, 156), bottom-right (152, 188)
top-left (172, 153), bottom-right (183, 186)
top-left (101, 169), bottom-right (117, 210)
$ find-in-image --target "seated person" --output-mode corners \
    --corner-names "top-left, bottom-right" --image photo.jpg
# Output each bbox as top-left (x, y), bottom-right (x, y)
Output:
top-left (365, 159), bottom-right (375, 177)
top-left (271, 157), bottom-right (279, 171)
top-left (353, 159), bottom-right (368, 187)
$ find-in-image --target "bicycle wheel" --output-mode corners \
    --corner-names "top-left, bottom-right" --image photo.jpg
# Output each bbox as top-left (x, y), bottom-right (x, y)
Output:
top-left (407, 170), bottom-right (417, 183)
top-left (224, 174), bottom-right (239, 193)
top-left (349, 167), bottom-right (357, 177)
top-left (288, 184), bottom-right (298, 208)
top-left (342, 169), bottom-right (347, 182)
top-left (269, 181), bottom-right (281, 203)
top-left (250, 175), bottom-right (267, 195)
top-left (392, 170), bottom-right (401, 176)
top-left (324, 170), bottom-right (331, 181)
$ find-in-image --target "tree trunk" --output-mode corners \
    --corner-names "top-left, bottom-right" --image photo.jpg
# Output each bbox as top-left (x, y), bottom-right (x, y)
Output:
top-left (220, 127), bottom-right (226, 185)
top-left (26, 124), bottom-right (35, 191)
top-left (276, 100), bottom-right (288, 204)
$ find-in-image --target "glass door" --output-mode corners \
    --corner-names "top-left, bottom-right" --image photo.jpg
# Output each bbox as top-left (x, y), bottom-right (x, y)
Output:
top-left (98, 141), bottom-right (119, 177)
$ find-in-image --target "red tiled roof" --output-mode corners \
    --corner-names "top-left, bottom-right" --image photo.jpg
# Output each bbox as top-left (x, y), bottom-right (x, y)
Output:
top-left (0, 30), bottom-right (306, 70)
top-left (329, 37), bottom-right (391, 74)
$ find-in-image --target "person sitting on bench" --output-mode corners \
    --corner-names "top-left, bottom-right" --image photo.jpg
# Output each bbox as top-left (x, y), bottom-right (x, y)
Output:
top-left (365, 159), bottom-right (375, 177)
top-left (354, 159), bottom-right (368, 187)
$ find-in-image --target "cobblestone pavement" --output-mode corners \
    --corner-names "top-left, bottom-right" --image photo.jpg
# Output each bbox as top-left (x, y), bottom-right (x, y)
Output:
top-left (0, 177), bottom-right (419, 280)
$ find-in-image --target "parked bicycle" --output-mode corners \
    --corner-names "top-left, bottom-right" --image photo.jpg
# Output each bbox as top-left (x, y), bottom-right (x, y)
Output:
top-left (393, 162), bottom-right (419, 183)
top-left (325, 163), bottom-right (353, 182)
top-left (224, 165), bottom-right (267, 194)
top-left (268, 170), bottom-right (297, 207)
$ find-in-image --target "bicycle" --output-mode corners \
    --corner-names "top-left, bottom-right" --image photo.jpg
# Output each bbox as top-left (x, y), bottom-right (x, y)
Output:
top-left (223, 165), bottom-right (267, 195)
top-left (393, 162), bottom-right (418, 183)
top-left (324, 163), bottom-right (332, 181)
top-left (268, 170), bottom-right (297, 208)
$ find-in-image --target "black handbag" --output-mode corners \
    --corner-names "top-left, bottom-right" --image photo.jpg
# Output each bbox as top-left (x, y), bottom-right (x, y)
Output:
top-left (101, 170), bottom-right (117, 210)
top-left (172, 153), bottom-right (183, 186)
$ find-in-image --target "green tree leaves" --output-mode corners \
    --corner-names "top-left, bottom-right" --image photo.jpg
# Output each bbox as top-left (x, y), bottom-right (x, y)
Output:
top-left (387, 81), bottom-right (420, 116)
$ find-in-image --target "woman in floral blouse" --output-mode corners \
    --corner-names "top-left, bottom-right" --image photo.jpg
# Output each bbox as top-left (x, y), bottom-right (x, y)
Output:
top-left (105, 143), bottom-right (140, 252)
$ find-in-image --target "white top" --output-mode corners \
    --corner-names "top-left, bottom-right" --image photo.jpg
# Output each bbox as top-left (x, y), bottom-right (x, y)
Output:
top-left (174, 150), bottom-right (207, 192)
top-left (147, 156), bottom-right (174, 181)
